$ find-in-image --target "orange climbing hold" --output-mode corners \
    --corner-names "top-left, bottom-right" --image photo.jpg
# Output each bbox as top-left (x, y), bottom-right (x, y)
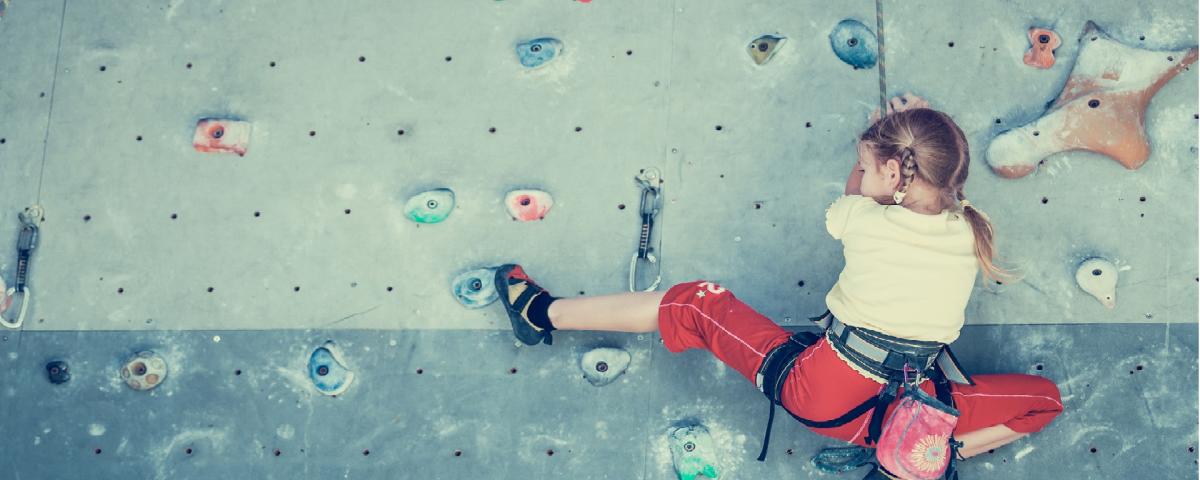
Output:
top-left (505, 189), bottom-right (554, 221)
top-left (1023, 27), bottom-right (1061, 69)
top-left (987, 21), bottom-right (1198, 179)
top-left (193, 118), bottom-right (251, 156)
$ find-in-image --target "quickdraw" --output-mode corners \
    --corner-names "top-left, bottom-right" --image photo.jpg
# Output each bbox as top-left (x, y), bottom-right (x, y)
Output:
top-left (628, 168), bottom-right (663, 292)
top-left (2, 204), bottom-right (42, 329)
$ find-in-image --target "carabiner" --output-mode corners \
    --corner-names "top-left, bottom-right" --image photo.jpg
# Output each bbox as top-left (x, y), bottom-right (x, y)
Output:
top-left (629, 169), bottom-right (663, 292)
top-left (2, 205), bottom-right (42, 329)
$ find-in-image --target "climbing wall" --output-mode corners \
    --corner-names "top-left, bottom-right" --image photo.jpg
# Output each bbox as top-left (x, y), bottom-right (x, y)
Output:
top-left (0, 0), bottom-right (1196, 478)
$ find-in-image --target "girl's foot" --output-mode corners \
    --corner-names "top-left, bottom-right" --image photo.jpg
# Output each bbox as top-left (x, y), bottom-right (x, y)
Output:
top-left (495, 264), bottom-right (559, 345)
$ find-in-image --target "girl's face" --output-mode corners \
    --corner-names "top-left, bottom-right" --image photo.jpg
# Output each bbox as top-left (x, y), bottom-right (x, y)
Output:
top-left (856, 141), bottom-right (899, 200)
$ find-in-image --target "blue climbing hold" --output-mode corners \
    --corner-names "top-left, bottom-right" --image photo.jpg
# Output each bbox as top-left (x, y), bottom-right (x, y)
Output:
top-left (829, 19), bottom-right (878, 69)
top-left (451, 267), bottom-right (500, 309)
top-left (516, 38), bottom-right (563, 68)
top-left (308, 341), bottom-right (354, 396)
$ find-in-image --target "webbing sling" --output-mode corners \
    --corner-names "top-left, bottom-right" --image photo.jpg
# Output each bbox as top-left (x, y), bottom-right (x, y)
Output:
top-left (755, 330), bottom-right (820, 461)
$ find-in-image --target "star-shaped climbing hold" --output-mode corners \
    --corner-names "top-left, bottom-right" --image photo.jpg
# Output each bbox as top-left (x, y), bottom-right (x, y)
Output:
top-left (986, 21), bottom-right (1198, 179)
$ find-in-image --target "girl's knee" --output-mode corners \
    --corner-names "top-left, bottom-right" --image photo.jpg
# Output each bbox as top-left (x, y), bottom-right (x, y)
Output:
top-left (1030, 375), bottom-right (1064, 413)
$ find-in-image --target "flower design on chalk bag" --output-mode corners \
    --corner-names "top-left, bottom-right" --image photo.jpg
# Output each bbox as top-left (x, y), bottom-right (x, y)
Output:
top-left (908, 434), bottom-right (949, 472)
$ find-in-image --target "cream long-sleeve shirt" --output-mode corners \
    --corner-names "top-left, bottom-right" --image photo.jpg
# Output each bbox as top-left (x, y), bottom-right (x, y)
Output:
top-left (824, 195), bottom-right (978, 344)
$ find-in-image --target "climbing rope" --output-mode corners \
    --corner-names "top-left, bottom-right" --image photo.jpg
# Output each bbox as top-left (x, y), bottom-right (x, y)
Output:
top-left (875, 0), bottom-right (888, 115)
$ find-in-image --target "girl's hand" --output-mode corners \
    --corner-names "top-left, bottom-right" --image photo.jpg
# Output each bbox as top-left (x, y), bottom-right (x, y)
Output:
top-left (868, 92), bottom-right (930, 123)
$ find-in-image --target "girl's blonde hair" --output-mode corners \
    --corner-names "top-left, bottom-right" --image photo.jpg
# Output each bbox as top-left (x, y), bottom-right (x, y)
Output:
top-left (859, 108), bottom-right (1021, 285)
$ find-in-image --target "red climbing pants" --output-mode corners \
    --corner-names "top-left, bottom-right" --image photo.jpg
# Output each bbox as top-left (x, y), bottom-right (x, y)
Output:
top-left (656, 280), bottom-right (1064, 447)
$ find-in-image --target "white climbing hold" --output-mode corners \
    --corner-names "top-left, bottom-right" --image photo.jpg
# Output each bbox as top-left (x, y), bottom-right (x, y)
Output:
top-left (580, 348), bottom-right (631, 387)
top-left (1075, 258), bottom-right (1118, 309)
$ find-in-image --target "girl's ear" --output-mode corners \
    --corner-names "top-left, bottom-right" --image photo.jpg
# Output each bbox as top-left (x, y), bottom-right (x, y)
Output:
top-left (884, 158), bottom-right (902, 188)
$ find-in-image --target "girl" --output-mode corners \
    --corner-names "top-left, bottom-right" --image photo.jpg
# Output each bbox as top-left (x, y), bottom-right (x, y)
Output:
top-left (493, 94), bottom-right (1063, 476)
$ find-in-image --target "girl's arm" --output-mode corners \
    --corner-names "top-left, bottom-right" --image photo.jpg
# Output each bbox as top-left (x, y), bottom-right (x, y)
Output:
top-left (844, 162), bottom-right (863, 196)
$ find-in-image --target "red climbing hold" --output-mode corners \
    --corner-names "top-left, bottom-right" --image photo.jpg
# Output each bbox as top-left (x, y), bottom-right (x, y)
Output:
top-left (1024, 27), bottom-right (1061, 69)
top-left (505, 189), bottom-right (554, 221)
top-left (193, 118), bottom-right (251, 156)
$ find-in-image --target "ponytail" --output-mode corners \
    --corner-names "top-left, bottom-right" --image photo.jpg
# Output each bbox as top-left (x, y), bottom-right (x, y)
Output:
top-left (956, 194), bottom-right (1021, 286)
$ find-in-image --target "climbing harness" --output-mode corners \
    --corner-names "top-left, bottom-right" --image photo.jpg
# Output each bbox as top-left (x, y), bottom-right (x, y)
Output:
top-left (754, 310), bottom-right (970, 479)
top-left (2, 204), bottom-right (43, 329)
top-left (628, 167), bottom-right (662, 292)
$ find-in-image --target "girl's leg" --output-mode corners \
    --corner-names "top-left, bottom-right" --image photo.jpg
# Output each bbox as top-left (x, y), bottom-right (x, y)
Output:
top-left (940, 373), bottom-right (1064, 460)
top-left (548, 291), bottom-right (667, 333)
top-left (956, 425), bottom-right (1029, 458)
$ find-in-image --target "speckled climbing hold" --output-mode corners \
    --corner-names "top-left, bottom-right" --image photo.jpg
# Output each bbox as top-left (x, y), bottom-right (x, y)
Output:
top-left (669, 424), bottom-right (721, 480)
top-left (121, 351), bottom-right (167, 391)
top-left (308, 341), bottom-right (354, 396)
top-left (505, 189), bottom-right (554, 221)
top-left (516, 38), bottom-right (563, 69)
top-left (404, 188), bottom-right (456, 224)
top-left (193, 118), bottom-right (251, 156)
top-left (1076, 257), bottom-right (1118, 309)
top-left (1023, 27), bottom-right (1061, 69)
top-left (46, 360), bottom-right (70, 384)
top-left (748, 35), bottom-right (786, 65)
top-left (829, 19), bottom-right (878, 69)
top-left (987, 21), bottom-right (1198, 179)
top-left (451, 266), bottom-right (500, 309)
top-left (580, 347), bottom-right (630, 386)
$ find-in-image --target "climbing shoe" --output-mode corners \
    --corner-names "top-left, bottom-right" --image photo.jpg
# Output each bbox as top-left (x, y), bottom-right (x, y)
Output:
top-left (495, 264), bottom-right (557, 346)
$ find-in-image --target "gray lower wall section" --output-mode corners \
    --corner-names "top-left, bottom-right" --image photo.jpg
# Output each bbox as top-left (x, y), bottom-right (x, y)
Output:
top-left (0, 323), bottom-right (1196, 479)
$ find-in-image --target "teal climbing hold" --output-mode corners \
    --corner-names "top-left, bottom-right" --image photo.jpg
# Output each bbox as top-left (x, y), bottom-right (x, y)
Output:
top-left (668, 424), bottom-right (721, 480)
top-left (451, 267), bottom-right (500, 309)
top-left (516, 38), bottom-right (563, 68)
top-left (404, 188), bottom-right (455, 224)
top-left (308, 341), bottom-right (354, 396)
top-left (829, 19), bottom-right (878, 69)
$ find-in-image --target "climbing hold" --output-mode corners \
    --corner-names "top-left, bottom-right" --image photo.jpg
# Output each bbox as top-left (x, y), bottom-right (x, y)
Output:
top-left (451, 266), bottom-right (500, 309)
top-left (308, 341), bottom-right (354, 396)
top-left (829, 19), bottom-right (878, 69)
top-left (580, 348), bottom-right (631, 386)
top-left (505, 189), bottom-right (554, 221)
top-left (668, 424), bottom-right (721, 480)
top-left (1075, 257), bottom-right (1118, 309)
top-left (193, 118), bottom-right (252, 156)
top-left (1023, 27), bottom-right (1061, 69)
top-left (121, 351), bottom-right (167, 391)
top-left (404, 188), bottom-right (456, 224)
top-left (516, 38), bottom-right (563, 69)
top-left (748, 35), bottom-right (786, 65)
top-left (45, 360), bottom-right (70, 385)
top-left (0, 276), bottom-right (10, 316)
top-left (987, 21), bottom-right (1198, 178)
